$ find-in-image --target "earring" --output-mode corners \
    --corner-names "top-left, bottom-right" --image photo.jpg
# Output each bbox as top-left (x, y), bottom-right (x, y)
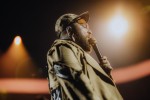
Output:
top-left (71, 33), bottom-right (75, 42)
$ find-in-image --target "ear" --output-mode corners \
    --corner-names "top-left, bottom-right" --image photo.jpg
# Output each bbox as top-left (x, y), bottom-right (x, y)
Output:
top-left (66, 26), bottom-right (76, 41)
top-left (66, 26), bottom-right (72, 35)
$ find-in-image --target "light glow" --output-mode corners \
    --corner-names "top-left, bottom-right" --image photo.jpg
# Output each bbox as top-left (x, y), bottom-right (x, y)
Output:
top-left (0, 78), bottom-right (49, 94)
top-left (108, 12), bottom-right (128, 38)
top-left (0, 35), bottom-right (34, 77)
top-left (14, 36), bottom-right (22, 45)
top-left (112, 60), bottom-right (150, 84)
top-left (0, 60), bottom-right (149, 94)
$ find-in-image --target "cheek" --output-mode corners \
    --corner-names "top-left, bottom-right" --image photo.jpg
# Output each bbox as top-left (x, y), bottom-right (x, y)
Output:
top-left (80, 27), bottom-right (89, 37)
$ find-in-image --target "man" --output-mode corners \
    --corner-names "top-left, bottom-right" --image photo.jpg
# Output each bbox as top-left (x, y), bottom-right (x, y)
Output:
top-left (47, 11), bottom-right (123, 100)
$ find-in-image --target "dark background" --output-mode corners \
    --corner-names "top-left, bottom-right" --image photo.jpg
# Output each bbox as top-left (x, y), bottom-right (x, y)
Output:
top-left (0, 0), bottom-right (150, 100)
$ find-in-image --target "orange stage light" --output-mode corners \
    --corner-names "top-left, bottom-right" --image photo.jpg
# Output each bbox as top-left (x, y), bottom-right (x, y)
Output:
top-left (0, 35), bottom-right (37, 77)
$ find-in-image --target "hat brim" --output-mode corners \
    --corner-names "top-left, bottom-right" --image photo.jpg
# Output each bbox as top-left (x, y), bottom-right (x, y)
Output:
top-left (74, 11), bottom-right (89, 23)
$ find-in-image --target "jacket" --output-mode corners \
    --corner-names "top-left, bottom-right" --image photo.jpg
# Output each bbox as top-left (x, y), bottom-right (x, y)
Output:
top-left (47, 39), bottom-right (123, 100)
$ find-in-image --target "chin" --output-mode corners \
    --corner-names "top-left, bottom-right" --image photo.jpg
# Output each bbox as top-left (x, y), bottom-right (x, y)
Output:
top-left (77, 39), bottom-right (92, 52)
top-left (83, 45), bottom-right (92, 53)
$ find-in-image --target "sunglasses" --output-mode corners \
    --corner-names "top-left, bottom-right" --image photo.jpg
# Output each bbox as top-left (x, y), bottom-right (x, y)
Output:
top-left (69, 18), bottom-right (87, 25)
top-left (70, 18), bottom-right (89, 29)
top-left (76, 18), bottom-right (87, 24)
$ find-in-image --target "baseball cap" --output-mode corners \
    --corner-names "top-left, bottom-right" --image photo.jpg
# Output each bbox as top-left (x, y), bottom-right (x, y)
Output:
top-left (55, 11), bottom-right (89, 37)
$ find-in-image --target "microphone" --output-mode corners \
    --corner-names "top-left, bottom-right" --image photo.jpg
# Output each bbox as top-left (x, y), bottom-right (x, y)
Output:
top-left (88, 37), bottom-right (103, 63)
top-left (89, 37), bottom-right (113, 75)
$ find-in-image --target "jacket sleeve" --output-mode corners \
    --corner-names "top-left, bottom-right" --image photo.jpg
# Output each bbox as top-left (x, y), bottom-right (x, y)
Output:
top-left (59, 45), bottom-right (82, 72)
top-left (47, 44), bottom-right (83, 89)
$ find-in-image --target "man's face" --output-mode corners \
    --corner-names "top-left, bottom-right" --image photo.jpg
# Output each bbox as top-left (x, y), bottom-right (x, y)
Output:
top-left (72, 18), bottom-right (92, 52)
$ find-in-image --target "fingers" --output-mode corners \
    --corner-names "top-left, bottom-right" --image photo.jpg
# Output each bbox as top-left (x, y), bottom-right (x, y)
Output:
top-left (101, 56), bottom-right (108, 64)
top-left (101, 56), bottom-right (113, 70)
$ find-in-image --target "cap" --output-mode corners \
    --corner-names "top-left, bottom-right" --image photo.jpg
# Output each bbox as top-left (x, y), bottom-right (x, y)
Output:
top-left (55, 11), bottom-right (89, 37)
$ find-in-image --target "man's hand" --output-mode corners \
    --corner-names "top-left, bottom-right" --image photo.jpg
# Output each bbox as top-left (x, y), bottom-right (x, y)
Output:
top-left (100, 56), bottom-right (113, 75)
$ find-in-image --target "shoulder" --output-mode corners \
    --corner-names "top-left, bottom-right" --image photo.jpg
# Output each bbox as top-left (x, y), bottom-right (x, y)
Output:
top-left (47, 39), bottom-right (83, 71)
top-left (48, 39), bottom-right (83, 55)
top-left (54, 39), bottom-right (82, 49)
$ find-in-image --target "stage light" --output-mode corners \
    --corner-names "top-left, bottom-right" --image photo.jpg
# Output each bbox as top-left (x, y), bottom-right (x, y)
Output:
top-left (0, 59), bottom-right (149, 94)
top-left (108, 12), bottom-right (128, 38)
top-left (0, 78), bottom-right (49, 94)
top-left (112, 60), bottom-right (150, 84)
top-left (0, 35), bottom-right (36, 77)
top-left (14, 36), bottom-right (22, 45)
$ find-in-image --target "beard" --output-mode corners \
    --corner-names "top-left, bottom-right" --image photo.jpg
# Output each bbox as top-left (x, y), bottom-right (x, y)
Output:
top-left (76, 35), bottom-right (92, 52)
top-left (81, 39), bottom-right (92, 52)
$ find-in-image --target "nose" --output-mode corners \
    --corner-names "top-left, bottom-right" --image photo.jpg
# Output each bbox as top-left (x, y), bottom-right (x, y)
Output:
top-left (87, 30), bottom-right (93, 39)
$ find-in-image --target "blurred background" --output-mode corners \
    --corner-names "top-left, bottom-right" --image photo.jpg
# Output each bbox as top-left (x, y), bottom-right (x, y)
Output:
top-left (0, 0), bottom-right (150, 100)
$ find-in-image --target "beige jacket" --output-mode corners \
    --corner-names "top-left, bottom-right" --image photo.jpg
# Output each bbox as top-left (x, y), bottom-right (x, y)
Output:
top-left (47, 39), bottom-right (123, 100)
